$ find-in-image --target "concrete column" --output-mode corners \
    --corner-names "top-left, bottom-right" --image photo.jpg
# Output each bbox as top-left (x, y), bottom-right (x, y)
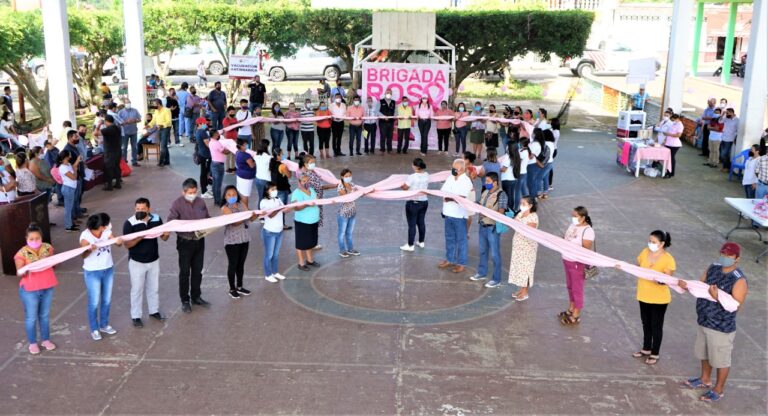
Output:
top-left (662, 0), bottom-right (693, 113)
top-left (737, 0), bottom-right (767, 151)
top-left (720, 2), bottom-right (738, 84)
top-left (41, 0), bottom-right (75, 137)
top-left (123, 0), bottom-right (147, 113)
top-left (691, 1), bottom-right (704, 75)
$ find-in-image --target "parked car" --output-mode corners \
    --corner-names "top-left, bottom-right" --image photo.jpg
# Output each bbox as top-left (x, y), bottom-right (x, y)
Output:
top-left (159, 43), bottom-right (227, 75)
top-left (29, 52), bottom-right (117, 79)
top-left (567, 42), bottom-right (661, 77)
top-left (262, 47), bottom-right (347, 82)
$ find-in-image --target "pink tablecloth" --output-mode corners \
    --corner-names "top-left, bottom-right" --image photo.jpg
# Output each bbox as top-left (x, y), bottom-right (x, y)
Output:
top-left (633, 146), bottom-right (672, 174)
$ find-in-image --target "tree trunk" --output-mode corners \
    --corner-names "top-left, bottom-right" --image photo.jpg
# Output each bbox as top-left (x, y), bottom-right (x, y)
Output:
top-left (4, 64), bottom-right (50, 125)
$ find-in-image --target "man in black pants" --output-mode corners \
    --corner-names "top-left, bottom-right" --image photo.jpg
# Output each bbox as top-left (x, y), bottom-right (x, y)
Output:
top-left (99, 115), bottom-right (123, 191)
top-left (168, 178), bottom-right (211, 313)
top-left (378, 89), bottom-right (396, 153)
top-left (330, 93), bottom-right (346, 156)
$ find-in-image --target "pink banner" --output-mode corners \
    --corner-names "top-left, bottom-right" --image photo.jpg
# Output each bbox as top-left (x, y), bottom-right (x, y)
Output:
top-left (18, 167), bottom-right (739, 312)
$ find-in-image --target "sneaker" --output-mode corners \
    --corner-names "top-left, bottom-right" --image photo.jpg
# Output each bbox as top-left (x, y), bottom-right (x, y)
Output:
top-left (297, 265), bottom-right (310, 272)
top-left (229, 290), bottom-right (241, 299)
top-left (201, 191), bottom-right (213, 199)
top-left (149, 312), bottom-right (165, 321)
top-left (265, 275), bottom-right (278, 283)
top-left (347, 249), bottom-right (360, 256)
top-left (417, 242), bottom-right (425, 248)
top-left (469, 274), bottom-right (487, 281)
top-left (313, 244), bottom-right (323, 250)
top-left (339, 251), bottom-right (350, 258)
top-left (91, 330), bottom-right (102, 341)
top-left (28, 343), bottom-right (40, 355)
top-left (274, 273), bottom-right (286, 280)
top-left (236, 287), bottom-right (252, 296)
top-left (181, 302), bottom-right (192, 313)
top-left (132, 318), bottom-right (144, 328)
top-left (484, 281), bottom-right (500, 288)
top-left (400, 244), bottom-right (415, 252)
top-left (40, 340), bottom-right (56, 351)
top-left (65, 226), bottom-right (80, 233)
top-left (178, 143), bottom-right (184, 147)
top-left (100, 325), bottom-right (117, 335)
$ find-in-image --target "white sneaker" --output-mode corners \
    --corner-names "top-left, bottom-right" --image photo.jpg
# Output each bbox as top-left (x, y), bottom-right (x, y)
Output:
top-left (100, 325), bottom-right (117, 335)
top-left (178, 143), bottom-right (185, 147)
top-left (417, 242), bottom-right (425, 248)
top-left (201, 192), bottom-right (213, 199)
top-left (400, 244), bottom-right (415, 252)
top-left (265, 275), bottom-right (278, 283)
top-left (90, 330), bottom-right (102, 341)
top-left (274, 273), bottom-right (286, 280)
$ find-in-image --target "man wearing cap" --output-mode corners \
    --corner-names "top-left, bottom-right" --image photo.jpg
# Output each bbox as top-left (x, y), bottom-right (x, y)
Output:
top-left (679, 242), bottom-right (748, 403)
top-left (629, 86), bottom-right (649, 111)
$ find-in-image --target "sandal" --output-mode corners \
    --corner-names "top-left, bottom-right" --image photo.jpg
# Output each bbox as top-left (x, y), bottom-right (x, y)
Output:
top-left (645, 355), bottom-right (659, 365)
top-left (684, 377), bottom-right (712, 389)
top-left (560, 314), bottom-right (580, 325)
top-left (632, 350), bottom-right (651, 358)
top-left (557, 310), bottom-right (573, 318)
top-left (700, 389), bottom-right (724, 402)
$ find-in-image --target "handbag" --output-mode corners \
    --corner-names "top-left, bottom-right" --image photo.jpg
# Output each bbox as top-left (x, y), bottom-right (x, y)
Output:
top-left (581, 227), bottom-right (599, 279)
top-left (495, 209), bottom-right (515, 234)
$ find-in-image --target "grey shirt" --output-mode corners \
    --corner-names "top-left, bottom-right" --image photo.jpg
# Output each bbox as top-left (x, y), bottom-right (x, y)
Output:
top-left (118, 108), bottom-right (142, 135)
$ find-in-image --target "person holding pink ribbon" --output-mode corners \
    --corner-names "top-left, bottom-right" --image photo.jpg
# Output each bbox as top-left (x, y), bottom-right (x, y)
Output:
top-left (416, 96), bottom-right (433, 156)
top-left (453, 102), bottom-right (469, 157)
top-left (559, 206), bottom-right (594, 325)
top-left (14, 224), bottom-right (57, 355)
top-left (435, 101), bottom-right (454, 154)
top-left (681, 242), bottom-right (748, 403)
top-left (291, 173), bottom-right (321, 272)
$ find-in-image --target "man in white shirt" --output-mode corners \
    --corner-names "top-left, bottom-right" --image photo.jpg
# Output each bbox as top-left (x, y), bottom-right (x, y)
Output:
top-left (235, 98), bottom-right (253, 148)
top-left (439, 159), bottom-right (474, 273)
top-left (330, 93), bottom-right (347, 156)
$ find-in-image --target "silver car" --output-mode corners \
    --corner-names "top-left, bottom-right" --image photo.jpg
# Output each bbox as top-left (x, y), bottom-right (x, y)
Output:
top-left (262, 47), bottom-right (347, 82)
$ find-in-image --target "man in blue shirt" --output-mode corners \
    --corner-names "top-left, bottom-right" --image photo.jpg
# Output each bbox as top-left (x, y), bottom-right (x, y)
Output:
top-left (698, 98), bottom-right (718, 157)
top-left (629, 85), bottom-right (649, 110)
top-left (176, 82), bottom-right (190, 139)
top-left (118, 99), bottom-right (142, 166)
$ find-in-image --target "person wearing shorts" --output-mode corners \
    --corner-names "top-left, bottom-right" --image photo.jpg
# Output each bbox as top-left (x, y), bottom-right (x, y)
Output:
top-left (679, 242), bottom-right (748, 403)
top-left (234, 140), bottom-right (256, 208)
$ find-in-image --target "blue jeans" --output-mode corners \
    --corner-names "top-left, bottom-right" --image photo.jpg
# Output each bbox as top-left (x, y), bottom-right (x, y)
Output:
top-left (526, 164), bottom-right (540, 197)
top-left (159, 127), bottom-right (171, 165)
top-left (62, 185), bottom-right (77, 229)
top-left (501, 180), bottom-right (515, 211)
top-left (211, 161), bottom-right (225, 205)
top-left (19, 286), bottom-right (54, 344)
top-left (84, 267), bottom-right (114, 331)
top-left (121, 133), bottom-right (138, 163)
top-left (286, 129), bottom-right (299, 153)
top-left (756, 182), bottom-right (768, 199)
top-left (349, 125), bottom-right (362, 154)
top-left (745, 184), bottom-right (756, 199)
top-left (184, 116), bottom-right (197, 141)
top-left (270, 128), bottom-right (284, 151)
top-left (499, 128), bottom-right (509, 153)
top-left (478, 225), bottom-right (502, 283)
top-left (514, 173), bottom-right (527, 211)
top-left (337, 214), bottom-right (357, 252)
top-left (172, 118), bottom-right (180, 144)
top-left (178, 107), bottom-right (187, 136)
top-left (719, 141), bottom-right (734, 169)
top-left (261, 228), bottom-right (283, 276)
top-left (455, 126), bottom-right (468, 154)
top-left (536, 162), bottom-right (554, 196)
top-left (255, 178), bottom-right (268, 209)
top-left (211, 111), bottom-right (225, 131)
top-left (444, 216), bottom-right (468, 265)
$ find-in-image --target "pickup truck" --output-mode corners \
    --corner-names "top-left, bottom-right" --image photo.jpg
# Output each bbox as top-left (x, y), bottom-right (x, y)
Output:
top-left (567, 43), bottom-right (661, 77)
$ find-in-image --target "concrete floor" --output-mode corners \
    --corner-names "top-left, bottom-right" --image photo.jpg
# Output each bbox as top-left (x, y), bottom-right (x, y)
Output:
top-left (0, 105), bottom-right (765, 415)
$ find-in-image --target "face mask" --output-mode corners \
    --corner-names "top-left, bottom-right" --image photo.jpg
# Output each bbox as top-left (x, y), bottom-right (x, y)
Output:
top-left (199, 124), bottom-right (207, 129)
top-left (241, 105), bottom-right (248, 110)
top-left (27, 240), bottom-right (42, 249)
top-left (135, 211), bottom-right (148, 221)
top-left (269, 190), bottom-right (278, 198)
top-left (281, 154), bottom-right (286, 161)
top-left (571, 217), bottom-right (580, 225)
top-left (216, 86), bottom-right (221, 90)
top-left (305, 103), bottom-right (312, 109)
top-left (402, 102), bottom-right (408, 107)
top-left (726, 115), bottom-right (733, 119)
top-left (319, 105), bottom-right (327, 111)
top-left (719, 256), bottom-right (735, 267)
top-left (353, 101), bottom-right (360, 106)
top-left (228, 113), bottom-right (235, 117)
top-left (343, 176), bottom-right (352, 183)
top-left (289, 106), bottom-right (295, 111)
top-left (451, 168), bottom-right (459, 177)
top-left (274, 106), bottom-right (281, 112)
top-left (0, 166), bottom-right (5, 173)
top-left (308, 163), bottom-right (316, 170)
top-left (227, 196), bottom-right (238, 205)
top-left (421, 99), bottom-right (427, 103)
top-left (720, 102), bottom-right (727, 107)
top-left (184, 194), bottom-right (196, 202)
top-left (125, 104), bottom-right (131, 109)
top-left (385, 94), bottom-right (392, 99)
top-left (519, 205), bottom-right (530, 213)
top-left (191, 91), bottom-right (197, 95)
top-left (648, 242), bottom-right (660, 253)
top-left (335, 98), bottom-right (341, 104)
top-left (474, 105), bottom-right (481, 111)
top-left (458, 106), bottom-right (465, 112)
top-left (484, 183), bottom-right (493, 190)
top-left (663, 115), bottom-right (670, 121)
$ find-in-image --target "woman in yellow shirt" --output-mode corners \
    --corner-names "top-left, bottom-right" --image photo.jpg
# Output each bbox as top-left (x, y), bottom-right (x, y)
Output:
top-left (634, 230), bottom-right (675, 365)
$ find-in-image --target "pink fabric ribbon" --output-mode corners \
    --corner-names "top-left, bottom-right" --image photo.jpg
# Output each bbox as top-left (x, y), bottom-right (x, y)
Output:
top-left (18, 169), bottom-right (738, 312)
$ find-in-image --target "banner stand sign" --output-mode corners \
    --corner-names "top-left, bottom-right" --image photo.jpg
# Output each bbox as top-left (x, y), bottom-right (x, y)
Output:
top-left (229, 55), bottom-right (260, 80)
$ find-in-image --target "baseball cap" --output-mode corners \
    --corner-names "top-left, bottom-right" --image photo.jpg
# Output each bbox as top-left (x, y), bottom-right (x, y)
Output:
top-left (195, 117), bottom-right (207, 124)
top-left (720, 242), bottom-right (741, 257)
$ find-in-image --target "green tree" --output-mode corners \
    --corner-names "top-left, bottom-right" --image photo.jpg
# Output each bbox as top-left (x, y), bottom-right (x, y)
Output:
top-left (144, 2), bottom-right (203, 76)
top-left (68, 9), bottom-right (125, 106)
top-left (0, 10), bottom-right (49, 123)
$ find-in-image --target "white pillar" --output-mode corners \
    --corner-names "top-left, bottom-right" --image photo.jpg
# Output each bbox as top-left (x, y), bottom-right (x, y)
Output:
top-left (123, 0), bottom-right (147, 113)
top-left (42, 0), bottom-right (75, 138)
top-left (662, 0), bottom-right (693, 113)
top-left (737, 0), bottom-right (767, 151)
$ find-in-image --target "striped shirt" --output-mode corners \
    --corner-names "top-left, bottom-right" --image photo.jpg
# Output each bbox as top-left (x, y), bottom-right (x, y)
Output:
top-left (756, 155), bottom-right (768, 184)
top-left (300, 107), bottom-right (315, 132)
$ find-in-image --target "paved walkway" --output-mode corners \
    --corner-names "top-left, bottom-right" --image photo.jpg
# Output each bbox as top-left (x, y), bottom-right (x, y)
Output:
top-left (0, 104), bottom-right (765, 415)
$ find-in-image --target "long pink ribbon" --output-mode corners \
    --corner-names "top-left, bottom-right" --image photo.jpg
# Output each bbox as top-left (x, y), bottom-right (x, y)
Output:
top-left (18, 168), bottom-right (739, 312)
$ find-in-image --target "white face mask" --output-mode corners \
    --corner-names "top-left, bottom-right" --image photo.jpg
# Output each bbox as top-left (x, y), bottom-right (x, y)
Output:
top-left (571, 217), bottom-right (580, 225)
top-left (648, 242), bottom-right (660, 252)
top-left (184, 194), bottom-right (196, 202)
top-left (335, 98), bottom-right (341, 104)
top-left (308, 162), bottom-right (316, 170)
top-left (343, 176), bottom-right (352, 183)
top-left (519, 205), bottom-right (530, 213)
top-left (269, 190), bottom-right (278, 198)
top-left (125, 103), bottom-right (131, 109)
top-left (353, 101), bottom-right (360, 106)
top-left (385, 94), bottom-right (392, 99)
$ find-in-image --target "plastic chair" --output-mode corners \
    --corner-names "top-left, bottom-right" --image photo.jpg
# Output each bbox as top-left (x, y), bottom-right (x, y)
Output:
top-left (728, 148), bottom-right (751, 181)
